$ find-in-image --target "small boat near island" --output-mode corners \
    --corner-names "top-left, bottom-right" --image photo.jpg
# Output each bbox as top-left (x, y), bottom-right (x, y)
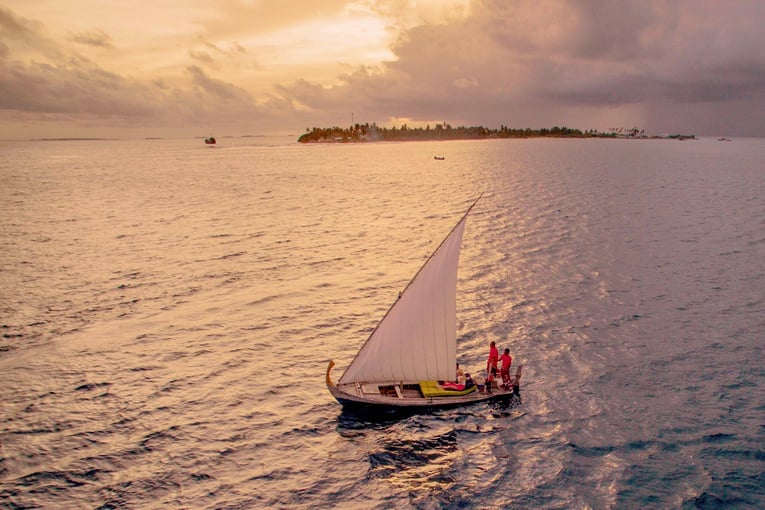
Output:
top-left (434, 156), bottom-right (446, 160)
top-left (326, 195), bottom-right (522, 410)
top-left (204, 136), bottom-right (216, 145)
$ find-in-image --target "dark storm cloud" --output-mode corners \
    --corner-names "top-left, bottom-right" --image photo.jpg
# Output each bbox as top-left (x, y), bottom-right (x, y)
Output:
top-left (480, 0), bottom-right (676, 61)
top-left (283, 0), bottom-right (765, 134)
top-left (473, 0), bottom-right (765, 112)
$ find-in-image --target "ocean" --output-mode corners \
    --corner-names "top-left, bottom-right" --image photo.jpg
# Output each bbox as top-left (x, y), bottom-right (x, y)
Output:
top-left (1, 135), bottom-right (764, 509)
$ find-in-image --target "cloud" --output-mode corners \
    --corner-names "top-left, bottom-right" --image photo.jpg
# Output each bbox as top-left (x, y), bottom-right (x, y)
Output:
top-left (2, 1), bottom-right (765, 138)
top-left (453, 77), bottom-right (478, 89)
top-left (0, 8), bottom-right (152, 118)
top-left (0, 5), bottom-right (285, 135)
top-left (0, 57), bottom-right (158, 117)
top-left (69, 29), bottom-right (113, 48)
top-left (188, 36), bottom-right (254, 70)
top-left (0, 5), bottom-right (42, 42)
top-left (0, 5), bottom-right (62, 59)
top-left (194, 0), bottom-right (352, 39)
top-left (189, 49), bottom-right (216, 66)
top-left (187, 64), bottom-right (252, 102)
top-left (280, 0), bottom-right (765, 134)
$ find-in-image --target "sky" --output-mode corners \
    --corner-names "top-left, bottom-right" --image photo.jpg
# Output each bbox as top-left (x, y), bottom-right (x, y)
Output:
top-left (2, 0), bottom-right (765, 140)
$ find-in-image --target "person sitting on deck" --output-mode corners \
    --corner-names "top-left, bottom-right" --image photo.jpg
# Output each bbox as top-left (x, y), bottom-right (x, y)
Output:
top-left (440, 380), bottom-right (465, 391)
top-left (441, 364), bottom-right (468, 391)
top-left (456, 363), bottom-right (465, 385)
top-left (441, 372), bottom-right (474, 392)
top-left (500, 348), bottom-right (513, 389)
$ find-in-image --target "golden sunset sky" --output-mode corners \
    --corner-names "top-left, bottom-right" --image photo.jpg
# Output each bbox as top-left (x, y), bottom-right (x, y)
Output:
top-left (2, 0), bottom-right (764, 139)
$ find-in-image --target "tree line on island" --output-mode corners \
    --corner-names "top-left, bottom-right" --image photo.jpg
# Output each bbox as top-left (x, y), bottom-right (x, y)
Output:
top-left (297, 123), bottom-right (664, 143)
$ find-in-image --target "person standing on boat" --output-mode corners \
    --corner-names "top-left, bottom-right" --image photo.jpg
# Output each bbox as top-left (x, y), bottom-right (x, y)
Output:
top-left (486, 341), bottom-right (499, 377)
top-left (484, 342), bottom-right (499, 393)
top-left (499, 348), bottom-right (513, 389)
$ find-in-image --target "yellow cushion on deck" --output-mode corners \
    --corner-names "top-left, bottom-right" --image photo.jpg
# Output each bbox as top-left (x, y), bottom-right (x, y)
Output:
top-left (419, 381), bottom-right (477, 397)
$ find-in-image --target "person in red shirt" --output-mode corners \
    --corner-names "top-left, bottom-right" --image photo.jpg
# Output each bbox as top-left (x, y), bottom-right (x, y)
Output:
top-left (484, 341), bottom-right (500, 393)
top-left (486, 341), bottom-right (499, 378)
top-left (500, 348), bottom-right (513, 389)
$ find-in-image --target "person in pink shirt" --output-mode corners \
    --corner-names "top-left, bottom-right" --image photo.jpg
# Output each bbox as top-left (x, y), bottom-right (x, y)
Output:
top-left (500, 348), bottom-right (513, 389)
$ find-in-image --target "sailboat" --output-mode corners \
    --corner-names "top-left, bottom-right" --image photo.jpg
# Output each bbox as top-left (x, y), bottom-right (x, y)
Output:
top-left (326, 195), bottom-right (522, 410)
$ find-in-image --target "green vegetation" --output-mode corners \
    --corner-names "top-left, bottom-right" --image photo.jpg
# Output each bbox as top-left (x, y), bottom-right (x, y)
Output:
top-left (298, 123), bottom-right (616, 143)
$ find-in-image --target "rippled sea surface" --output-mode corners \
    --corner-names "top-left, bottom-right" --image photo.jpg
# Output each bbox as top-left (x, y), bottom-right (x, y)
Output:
top-left (1, 135), bottom-right (764, 509)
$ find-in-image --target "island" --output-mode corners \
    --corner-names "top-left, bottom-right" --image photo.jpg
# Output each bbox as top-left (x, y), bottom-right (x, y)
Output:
top-left (297, 123), bottom-right (695, 143)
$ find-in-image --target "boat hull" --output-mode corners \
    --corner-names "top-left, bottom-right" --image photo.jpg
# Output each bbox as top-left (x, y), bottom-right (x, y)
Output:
top-left (326, 360), bottom-right (521, 411)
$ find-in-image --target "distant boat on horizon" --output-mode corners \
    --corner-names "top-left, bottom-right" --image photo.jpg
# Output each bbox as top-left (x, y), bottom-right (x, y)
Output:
top-left (204, 136), bottom-right (216, 145)
top-left (434, 155), bottom-right (445, 160)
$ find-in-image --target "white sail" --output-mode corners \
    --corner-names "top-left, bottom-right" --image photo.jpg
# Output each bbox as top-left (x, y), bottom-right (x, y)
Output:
top-left (339, 200), bottom-right (477, 385)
